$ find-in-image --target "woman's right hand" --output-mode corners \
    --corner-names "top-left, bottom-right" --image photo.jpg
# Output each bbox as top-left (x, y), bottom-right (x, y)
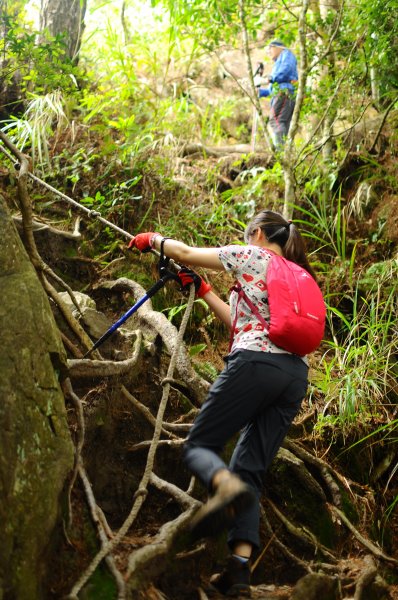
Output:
top-left (128, 232), bottom-right (160, 253)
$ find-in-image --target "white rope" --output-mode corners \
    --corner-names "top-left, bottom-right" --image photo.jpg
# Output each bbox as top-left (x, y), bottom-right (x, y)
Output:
top-left (0, 143), bottom-right (180, 270)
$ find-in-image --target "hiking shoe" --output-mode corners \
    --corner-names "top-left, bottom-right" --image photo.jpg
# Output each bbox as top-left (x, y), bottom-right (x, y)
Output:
top-left (208, 555), bottom-right (251, 597)
top-left (189, 474), bottom-right (256, 541)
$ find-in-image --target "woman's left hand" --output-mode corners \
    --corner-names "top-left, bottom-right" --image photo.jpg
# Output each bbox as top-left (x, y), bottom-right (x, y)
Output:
top-left (178, 267), bottom-right (212, 298)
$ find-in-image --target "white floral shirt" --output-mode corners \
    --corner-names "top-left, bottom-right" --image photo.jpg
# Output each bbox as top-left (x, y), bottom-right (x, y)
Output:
top-left (218, 244), bottom-right (292, 355)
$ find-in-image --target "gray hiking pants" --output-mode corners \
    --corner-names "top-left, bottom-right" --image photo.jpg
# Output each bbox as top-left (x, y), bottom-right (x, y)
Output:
top-left (269, 92), bottom-right (295, 148)
top-left (183, 349), bottom-right (308, 549)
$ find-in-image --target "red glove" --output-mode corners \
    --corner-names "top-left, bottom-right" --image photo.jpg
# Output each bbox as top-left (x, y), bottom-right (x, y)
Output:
top-left (178, 267), bottom-right (212, 298)
top-left (128, 232), bottom-right (160, 253)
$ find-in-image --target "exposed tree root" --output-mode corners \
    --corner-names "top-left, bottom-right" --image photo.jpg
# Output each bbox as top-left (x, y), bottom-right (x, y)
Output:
top-left (261, 509), bottom-right (311, 572)
top-left (99, 277), bottom-right (210, 405)
top-left (197, 587), bottom-right (210, 600)
top-left (266, 498), bottom-right (336, 562)
top-left (67, 330), bottom-right (142, 379)
top-left (149, 472), bottom-right (198, 510)
top-left (127, 439), bottom-right (185, 452)
top-left (67, 286), bottom-right (196, 599)
top-left (61, 377), bottom-right (85, 529)
top-left (282, 439), bottom-right (342, 506)
top-left (125, 506), bottom-right (198, 590)
top-left (329, 505), bottom-right (398, 566)
top-left (44, 277), bottom-right (102, 358)
top-left (277, 446), bottom-right (327, 502)
top-left (353, 555), bottom-right (377, 600)
top-left (13, 214), bottom-right (82, 240)
top-left (1, 134), bottom-right (85, 318)
top-left (122, 386), bottom-right (182, 440)
top-left (60, 331), bottom-right (84, 358)
top-left (78, 463), bottom-right (127, 600)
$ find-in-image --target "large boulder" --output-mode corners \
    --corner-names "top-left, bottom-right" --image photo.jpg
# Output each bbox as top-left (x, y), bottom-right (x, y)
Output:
top-left (0, 196), bottom-right (73, 599)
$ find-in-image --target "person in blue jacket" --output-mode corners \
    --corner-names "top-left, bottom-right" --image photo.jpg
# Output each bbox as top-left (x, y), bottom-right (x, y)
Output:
top-left (254, 40), bottom-right (298, 149)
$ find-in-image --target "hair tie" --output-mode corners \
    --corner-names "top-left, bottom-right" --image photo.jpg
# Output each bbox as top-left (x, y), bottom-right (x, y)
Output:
top-left (268, 226), bottom-right (289, 242)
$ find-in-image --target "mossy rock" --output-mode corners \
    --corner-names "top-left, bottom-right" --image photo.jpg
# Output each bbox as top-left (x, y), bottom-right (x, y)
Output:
top-left (0, 196), bottom-right (74, 599)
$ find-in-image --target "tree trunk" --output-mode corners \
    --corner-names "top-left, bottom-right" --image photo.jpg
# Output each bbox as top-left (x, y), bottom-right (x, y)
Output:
top-left (282, 0), bottom-right (310, 219)
top-left (40, 0), bottom-right (87, 63)
top-left (0, 1), bottom-right (25, 119)
top-left (370, 66), bottom-right (380, 108)
top-left (0, 194), bottom-right (73, 600)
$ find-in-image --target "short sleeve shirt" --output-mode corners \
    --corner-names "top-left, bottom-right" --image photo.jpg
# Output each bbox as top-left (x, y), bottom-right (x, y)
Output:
top-left (218, 244), bottom-right (292, 355)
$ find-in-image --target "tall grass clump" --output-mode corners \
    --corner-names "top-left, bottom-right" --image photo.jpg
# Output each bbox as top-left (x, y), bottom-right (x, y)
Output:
top-left (1, 91), bottom-right (68, 171)
top-left (314, 282), bottom-right (397, 432)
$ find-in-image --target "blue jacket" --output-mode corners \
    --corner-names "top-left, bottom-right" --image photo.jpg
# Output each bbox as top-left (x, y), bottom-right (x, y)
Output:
top-left (259, 49), bottom-right (298, 98)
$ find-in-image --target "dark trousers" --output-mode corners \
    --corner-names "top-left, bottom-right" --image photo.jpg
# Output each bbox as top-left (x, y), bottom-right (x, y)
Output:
top-left (183, 350), bottom-right (308, 549)
top-left (269, 93), bottom-right (295, 148)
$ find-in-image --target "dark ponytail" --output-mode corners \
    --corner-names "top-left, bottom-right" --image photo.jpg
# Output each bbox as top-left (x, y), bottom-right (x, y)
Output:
top-left (245, 209), bottom-right (317, 280)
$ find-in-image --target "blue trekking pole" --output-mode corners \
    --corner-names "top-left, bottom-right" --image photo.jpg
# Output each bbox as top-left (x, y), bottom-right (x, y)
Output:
top-left (83, 241), bottom-right (180, 358)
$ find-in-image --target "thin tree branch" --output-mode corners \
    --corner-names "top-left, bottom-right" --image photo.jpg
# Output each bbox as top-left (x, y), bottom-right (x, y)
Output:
top-left (368, 98), bottom-right (397, 153)
top-left (295, 39), bottom-right (362, 170)
top-left (282, 0), bottom-right (310, 218)
top-left (238, 0), bottom-right (274, 152)
top-left (308, 0), bottom-right (345, 73)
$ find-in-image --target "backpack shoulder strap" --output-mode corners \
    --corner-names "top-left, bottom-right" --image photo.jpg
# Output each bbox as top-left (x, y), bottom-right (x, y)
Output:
top-left (229, 282), bottom-right (269, 352)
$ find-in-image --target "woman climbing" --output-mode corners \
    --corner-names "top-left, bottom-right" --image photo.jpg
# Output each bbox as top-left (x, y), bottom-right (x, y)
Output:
top-left (129, 209), bottom-right (323, 597)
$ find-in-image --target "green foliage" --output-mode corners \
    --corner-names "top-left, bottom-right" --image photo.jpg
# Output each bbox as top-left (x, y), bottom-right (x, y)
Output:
top-left (189, 343), bottom-right (207, 357)
top-left (151, 0), bottom-right (267, 50)
top-left (147, 188), bottom-right (245, 248)
top-left (163, 298), bottom-right (211, 323)
top-left (358, 0), bottom-right (398, 103)
top-left (359, 259), bottom-right (398, 294)
top-left (313, 284), bottom-right (397, 431)
top-left (193, 360), bottom-right (219, 383)
top-left (52, 147), bottom-right (101, 189)
top-left (1, 19), bottom-right (80, 98)
top-left (293, 188), bottom-right (352, 267)
top-left (383, 493), bottom-right (398, 528)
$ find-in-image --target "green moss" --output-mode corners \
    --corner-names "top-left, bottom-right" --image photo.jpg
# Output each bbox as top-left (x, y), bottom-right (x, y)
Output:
top-left (340, 490), bottom-right (359, 524)
top-left (80, 567), bottom-right (117, 600)
top-left (314, 509), bottom-right (338, 548)
top-left (1, 196), bottom-right (74, 599)
top-left (65, 246), bottom-right (78, 258)
top-left (267, 460), bottom-right (338, 550)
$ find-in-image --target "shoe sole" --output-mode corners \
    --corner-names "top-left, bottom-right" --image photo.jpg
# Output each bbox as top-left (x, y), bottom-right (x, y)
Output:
top-left (226, 583), bottom-right (251, 597)
top-left (207, 582), bottom-right (251, 598)
top-left (189, 485), bottom-right (256, 541)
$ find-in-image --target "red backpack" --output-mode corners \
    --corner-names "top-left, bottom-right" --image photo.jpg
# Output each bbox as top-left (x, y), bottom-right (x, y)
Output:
top-left (230, 253), bottom-right (326, 356)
